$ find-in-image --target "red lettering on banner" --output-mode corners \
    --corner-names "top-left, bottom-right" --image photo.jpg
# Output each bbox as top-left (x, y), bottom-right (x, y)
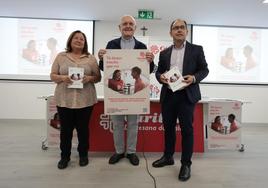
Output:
top-left (107, 56), bottom-right (122, 60)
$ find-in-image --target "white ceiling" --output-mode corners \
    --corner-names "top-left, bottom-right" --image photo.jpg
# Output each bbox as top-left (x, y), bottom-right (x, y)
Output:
top-left (1, 0), bottom-right (268, 27)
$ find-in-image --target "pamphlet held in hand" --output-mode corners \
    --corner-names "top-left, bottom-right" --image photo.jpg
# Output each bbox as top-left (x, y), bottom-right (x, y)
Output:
top-left (164, 67), bottom-right (187, 92)
top-left (68, 67), bottom-right (84, 89)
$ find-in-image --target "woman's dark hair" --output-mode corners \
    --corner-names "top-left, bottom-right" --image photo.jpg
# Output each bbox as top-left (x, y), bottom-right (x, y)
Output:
top-left (112, 69), bottom-right (121, 79)
top-left (214, 116), bottom-right (221, 122)
top-left (65, 30), bottom-right (90, 55)
top-left (27, 40), bottom-right (36, 48)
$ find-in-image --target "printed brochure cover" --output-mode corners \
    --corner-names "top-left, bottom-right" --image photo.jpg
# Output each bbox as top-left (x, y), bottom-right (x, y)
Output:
top-left (164, 67), bottom-right (187, 92)
top-left (68, 67), bottom-right (84, 89)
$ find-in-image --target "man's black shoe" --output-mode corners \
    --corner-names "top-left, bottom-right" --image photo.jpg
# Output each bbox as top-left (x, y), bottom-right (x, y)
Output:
top-left (108, 153), bottom-right (125, 164)
top-left (79, 157), bottom-right (89, 167)
top-left (57, 158), bottom-right (70, 169)
top-left (126, 153), bottom-right (139, 166)
top-left (178, 165), bottom-right (191, 181)
top-left (152, 156), bottom-right (174, 168)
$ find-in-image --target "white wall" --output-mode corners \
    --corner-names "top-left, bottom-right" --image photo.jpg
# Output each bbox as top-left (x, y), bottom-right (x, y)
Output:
top-left (201, 84), bottom-right (268, 124)
top-left (0, 81), bottom-right (55, 119)
top-left (0, 20), bottom-right (267, 123)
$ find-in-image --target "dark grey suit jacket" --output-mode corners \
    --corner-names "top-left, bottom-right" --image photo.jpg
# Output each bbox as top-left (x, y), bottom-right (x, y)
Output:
top-left (155, 41), bottom-right (209, 104)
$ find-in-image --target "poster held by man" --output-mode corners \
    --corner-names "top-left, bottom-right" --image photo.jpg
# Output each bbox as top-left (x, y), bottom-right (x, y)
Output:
top-left (103, 49), bottom-right (150, 115)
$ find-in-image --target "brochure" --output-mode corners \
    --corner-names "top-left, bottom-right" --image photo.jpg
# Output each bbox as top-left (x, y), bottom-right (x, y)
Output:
top-left (164, 67), bottom-right (187, 92)
top-left (68, 67), bottom-right (84, 89)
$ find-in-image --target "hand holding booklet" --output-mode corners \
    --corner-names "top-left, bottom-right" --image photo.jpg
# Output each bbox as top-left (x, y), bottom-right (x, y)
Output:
top-left (68, 67), bottom-right (84, 89)
top-left (164, 67), bottom-right (187, 92)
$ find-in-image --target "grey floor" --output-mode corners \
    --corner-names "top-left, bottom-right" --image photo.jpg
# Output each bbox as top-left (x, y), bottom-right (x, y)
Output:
top-left (0, 119), bottom-right (268, 188)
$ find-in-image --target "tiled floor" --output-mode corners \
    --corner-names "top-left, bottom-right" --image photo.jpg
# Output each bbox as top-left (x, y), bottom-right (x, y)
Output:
top-left (0, 119), bottom-right (268, 188)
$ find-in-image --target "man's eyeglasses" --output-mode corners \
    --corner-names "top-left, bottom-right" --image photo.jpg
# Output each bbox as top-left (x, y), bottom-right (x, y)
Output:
top-left (172, 25), bottom-right (186, 30)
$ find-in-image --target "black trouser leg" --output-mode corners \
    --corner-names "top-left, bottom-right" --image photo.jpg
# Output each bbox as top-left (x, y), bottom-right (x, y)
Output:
top-left (162, 94), bottom-right (178, 158)
top-left (57, 106), bottom-right (75, 159)
top-left (75, 106), bottom-right (93, 157)
top-left (177, 101), bottom-right (195, 166)
top-left (161, 89), bottom-right (195, 166)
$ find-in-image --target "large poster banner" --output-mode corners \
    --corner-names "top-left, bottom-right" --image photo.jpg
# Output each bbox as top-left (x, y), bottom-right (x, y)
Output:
top-left (207, 101), bottom-right (242, 150)
top-left (44, 97), bottom-right (204, 152)
top-left (103, 50), bottom-right (150, 115)
top-left (90, 101), bottom-right (204, 152)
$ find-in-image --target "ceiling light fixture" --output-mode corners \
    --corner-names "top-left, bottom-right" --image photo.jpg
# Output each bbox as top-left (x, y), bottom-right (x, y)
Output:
top-left (263, 0), bottom-right (268, 3)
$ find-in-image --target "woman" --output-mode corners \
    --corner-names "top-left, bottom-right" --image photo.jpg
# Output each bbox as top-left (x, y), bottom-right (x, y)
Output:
top-left (22, 40), bottom-right (39, 63)
top-left (108, 69), bottom-right (124, 92)
top-left (211, 116), bottom-right (223, 133)
top-left (50, 30), bottom-right (101, 169)
top-left (220, 48), bottom-right (235, 70)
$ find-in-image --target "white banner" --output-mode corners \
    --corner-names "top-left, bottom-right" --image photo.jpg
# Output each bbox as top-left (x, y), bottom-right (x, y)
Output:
top-left (207, 100), bottom-right (242, 150)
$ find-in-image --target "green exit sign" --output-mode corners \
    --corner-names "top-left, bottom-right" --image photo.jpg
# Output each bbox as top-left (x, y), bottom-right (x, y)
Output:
top-left (138, 10), bottom-right (154, 19)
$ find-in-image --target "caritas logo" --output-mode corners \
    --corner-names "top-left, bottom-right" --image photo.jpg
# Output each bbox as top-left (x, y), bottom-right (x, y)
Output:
top-left (54, 22), bottom-right (64, 32)
top-left (138, 51), bottom-right (146, 61)
top-left (232, 102), bottom-right (241, 110)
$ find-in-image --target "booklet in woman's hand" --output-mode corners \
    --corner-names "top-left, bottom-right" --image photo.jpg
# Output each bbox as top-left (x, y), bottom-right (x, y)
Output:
top-left (68, 67), bottom-right (84, 89)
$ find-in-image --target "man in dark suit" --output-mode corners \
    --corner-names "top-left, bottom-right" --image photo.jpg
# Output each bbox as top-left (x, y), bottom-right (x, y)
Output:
top-left (152, 19), bottom-right (209, 181)
top-left (98, 15), bottom-right (154, 166)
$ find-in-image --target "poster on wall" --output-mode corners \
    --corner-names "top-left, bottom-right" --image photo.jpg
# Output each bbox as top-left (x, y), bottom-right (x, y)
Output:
top-left (103, 49), bottom-right (150, 115)
top-left (207, 100), bottom-right (242, 150)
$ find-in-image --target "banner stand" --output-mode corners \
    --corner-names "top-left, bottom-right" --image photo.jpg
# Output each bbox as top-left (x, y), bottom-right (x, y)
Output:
top-left (203, 99), bottom-right (246, 152)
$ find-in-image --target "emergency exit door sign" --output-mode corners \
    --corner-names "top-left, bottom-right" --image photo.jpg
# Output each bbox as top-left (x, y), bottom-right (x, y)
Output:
top-left (138, 10), bottom-right (154, 19)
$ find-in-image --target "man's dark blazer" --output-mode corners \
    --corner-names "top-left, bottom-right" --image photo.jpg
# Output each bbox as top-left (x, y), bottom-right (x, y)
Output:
top-left (156, 41), bottom-right (209, 104)
top-left (99, 37), bottom-right (155, 73)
